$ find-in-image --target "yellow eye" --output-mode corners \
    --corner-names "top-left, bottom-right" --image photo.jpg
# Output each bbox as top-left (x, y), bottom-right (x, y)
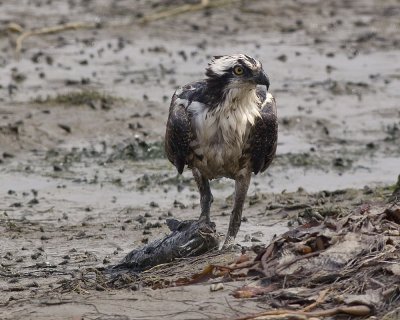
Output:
top-left (233, 66), bottom-right (244, 75)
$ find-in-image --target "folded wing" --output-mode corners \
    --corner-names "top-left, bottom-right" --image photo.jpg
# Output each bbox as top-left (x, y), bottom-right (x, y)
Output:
top-left (248, 89), bottom-right (278, 174)
top-left (165, 96), bottom-right (193, 174)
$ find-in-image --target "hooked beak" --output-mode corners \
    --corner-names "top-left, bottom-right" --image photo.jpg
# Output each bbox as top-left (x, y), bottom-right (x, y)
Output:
top-left (255, 71), bottom-right (270, 90)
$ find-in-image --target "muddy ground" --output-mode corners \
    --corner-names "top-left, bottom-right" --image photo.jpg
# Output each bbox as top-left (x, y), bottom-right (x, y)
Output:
top-left (0, 0), bottom-right (399, 319)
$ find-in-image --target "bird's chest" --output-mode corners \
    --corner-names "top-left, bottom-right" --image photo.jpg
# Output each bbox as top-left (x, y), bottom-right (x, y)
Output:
top-left (189, 102), bottom-right (260, 179)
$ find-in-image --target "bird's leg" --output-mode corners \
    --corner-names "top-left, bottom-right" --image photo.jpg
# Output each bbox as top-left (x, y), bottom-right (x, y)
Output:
top-left (192, 168), bottom-right (213, 223)
top-left (222, 170), bottom-right (251, 249)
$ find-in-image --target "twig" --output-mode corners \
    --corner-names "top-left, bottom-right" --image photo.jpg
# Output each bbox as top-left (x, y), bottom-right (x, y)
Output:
top-left (213, 262), bottom-right (257, 271)
top-left (8, 22), bottom-right (97, 58)
top-left (139, 0), bottom-right (238, 24)
top-left (370, 278), bottom-right (385, 288)
top-left (301, 288), bottom-right (329, 312)
top-left (224, 297), bottom-right (243, 316)
top-left (230, 305), bottom-right (371, 320)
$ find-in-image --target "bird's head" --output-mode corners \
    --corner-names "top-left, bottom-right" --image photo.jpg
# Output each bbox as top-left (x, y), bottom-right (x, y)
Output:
top-left (205, 54), bottom-right (270, 91)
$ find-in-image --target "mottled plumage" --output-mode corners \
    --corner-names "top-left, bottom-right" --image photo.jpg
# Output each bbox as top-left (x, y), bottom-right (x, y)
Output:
top-left (165, 54), bottom-right (278, 248)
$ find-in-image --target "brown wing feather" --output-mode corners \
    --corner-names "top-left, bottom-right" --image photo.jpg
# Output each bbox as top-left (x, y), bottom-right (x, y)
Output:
top-left (165, 95), bottom-right (192, 174)
top-left (248, 95), bottom-right (278, 175)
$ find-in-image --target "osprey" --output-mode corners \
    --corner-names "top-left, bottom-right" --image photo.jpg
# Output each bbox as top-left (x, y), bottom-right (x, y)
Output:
top-left (165, 54), bottom-right (278, 248)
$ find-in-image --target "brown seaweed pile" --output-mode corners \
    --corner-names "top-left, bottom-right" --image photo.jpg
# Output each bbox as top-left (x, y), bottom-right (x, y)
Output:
top-left (226, 203), bottom-right (400, 319)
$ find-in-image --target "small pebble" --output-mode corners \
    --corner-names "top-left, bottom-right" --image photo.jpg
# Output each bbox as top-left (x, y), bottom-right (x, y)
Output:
top-left (210, 283), bottom-right (224, 292)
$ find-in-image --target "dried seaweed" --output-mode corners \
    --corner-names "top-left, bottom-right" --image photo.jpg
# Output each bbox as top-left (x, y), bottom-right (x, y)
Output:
top-left (229, 202), bottom-right (400, 319)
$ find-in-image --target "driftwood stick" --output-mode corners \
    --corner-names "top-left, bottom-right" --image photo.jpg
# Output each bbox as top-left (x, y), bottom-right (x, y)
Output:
top-left (8, 22), bottom-right (97, 58)
top-left (231, 305), bottom-right (371, 320)
top-left (139, 0), bottom-right (238, 24)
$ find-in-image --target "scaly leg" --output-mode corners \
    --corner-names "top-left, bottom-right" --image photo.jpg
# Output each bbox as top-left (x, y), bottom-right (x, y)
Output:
top-left (222, 170), bottom-right (251, 249)
top-left (192, 168), bottom-right (213, 223)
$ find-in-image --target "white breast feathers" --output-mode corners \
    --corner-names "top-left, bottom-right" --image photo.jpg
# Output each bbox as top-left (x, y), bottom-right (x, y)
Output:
top-left (188, 87), bottom-right (261, 178)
